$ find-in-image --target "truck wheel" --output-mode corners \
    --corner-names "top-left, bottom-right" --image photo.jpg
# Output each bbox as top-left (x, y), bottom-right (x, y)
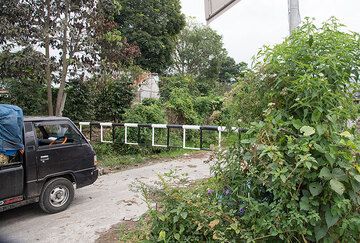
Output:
top-left (39, 177), bottom-right (74, 214)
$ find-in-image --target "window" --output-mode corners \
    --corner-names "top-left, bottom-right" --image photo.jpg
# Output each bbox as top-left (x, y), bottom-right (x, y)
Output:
top-left (35, 123), bottom-right (81, 147)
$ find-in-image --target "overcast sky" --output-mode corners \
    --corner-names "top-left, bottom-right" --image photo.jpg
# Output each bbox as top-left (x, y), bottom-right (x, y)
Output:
top-left (180, 0), bottom-right (360, 65)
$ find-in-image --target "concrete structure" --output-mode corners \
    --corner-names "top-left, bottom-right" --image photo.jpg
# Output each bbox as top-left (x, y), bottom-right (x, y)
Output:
top-left (133, 73), bottom-right (160, 102)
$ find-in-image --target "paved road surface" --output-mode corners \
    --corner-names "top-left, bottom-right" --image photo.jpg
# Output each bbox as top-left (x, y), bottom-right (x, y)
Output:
top-left (0, 153), bottom-right (211, 243)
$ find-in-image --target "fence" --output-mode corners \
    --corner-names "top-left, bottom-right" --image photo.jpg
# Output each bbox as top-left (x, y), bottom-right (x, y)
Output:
top-left (78, 122), bottom-right (246, 151)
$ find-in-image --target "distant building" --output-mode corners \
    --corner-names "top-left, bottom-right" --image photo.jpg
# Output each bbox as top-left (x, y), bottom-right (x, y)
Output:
top-left (133, 73), bottom-right (160, 102)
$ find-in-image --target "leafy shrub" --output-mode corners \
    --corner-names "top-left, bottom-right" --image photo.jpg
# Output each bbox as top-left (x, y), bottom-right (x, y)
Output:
top-left (94, 75), bottom-right (134, 122)
top-left (159, 75), bottom-right (198, 101)
top-left (194, 95), bottom-right (223, 124)
top-left (145, 19), bottom-right (360, 242)
top-left (221, 70), bottom-right (268, 127)
top-left (165, 88), bottom-right (199, 124)
top-left (123, 98), bottom-right (166, 124)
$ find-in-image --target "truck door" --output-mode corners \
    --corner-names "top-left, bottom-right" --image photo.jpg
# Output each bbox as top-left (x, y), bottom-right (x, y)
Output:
top-left (0, 156), bottom-right (24, 200)
top-left (33, 121), bottom-right (91, 181)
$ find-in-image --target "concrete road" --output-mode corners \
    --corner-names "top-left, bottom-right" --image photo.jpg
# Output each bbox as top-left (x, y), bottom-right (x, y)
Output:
top-left (0, 153), bottom-right (211, 243)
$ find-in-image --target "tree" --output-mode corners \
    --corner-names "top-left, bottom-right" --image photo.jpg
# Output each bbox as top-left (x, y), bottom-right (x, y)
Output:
top-left (94, 75), bottom-right (135, 122)
top-left (0, 0), bottom-right (37, 47)
top-left (0, 0), bottom-right (137, 116)
top-left (0, 48), bottom-right (47, 115)
top-left (219, 57), bottom-right (247, 84)
top-left (170, 22), bottom-right (227, 80)
top-left (168, 21), bottom-right (246, 94)
top-left (114, 0), bottom-right (186, 73)
top-left (62, 79), bottom-right (95, 121)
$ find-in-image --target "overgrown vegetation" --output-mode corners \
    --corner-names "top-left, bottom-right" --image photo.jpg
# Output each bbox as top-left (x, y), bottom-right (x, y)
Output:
top-left (125, 19), bottom-right (360, 242)
top-left (93, 143), bottom-right (201, 169)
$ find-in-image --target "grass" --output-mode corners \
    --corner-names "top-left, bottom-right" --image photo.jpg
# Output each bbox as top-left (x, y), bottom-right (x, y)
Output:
top-left (92, 143), bottom-right (202, 170)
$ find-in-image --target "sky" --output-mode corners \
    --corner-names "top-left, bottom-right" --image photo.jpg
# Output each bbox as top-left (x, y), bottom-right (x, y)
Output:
top-left (180, 0), bottom-right (360, 64)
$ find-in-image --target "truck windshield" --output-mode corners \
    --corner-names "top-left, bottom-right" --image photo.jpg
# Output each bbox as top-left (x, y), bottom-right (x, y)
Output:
top-left (35, 123), bottom-right (81, 146)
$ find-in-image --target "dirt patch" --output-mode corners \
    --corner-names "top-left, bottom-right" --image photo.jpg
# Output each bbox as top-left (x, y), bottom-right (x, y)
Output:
top-left (95, 221), bottom-right (128, 243)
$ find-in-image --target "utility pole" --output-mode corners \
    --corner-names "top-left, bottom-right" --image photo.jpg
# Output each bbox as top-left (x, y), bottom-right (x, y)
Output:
top-left (288, 0), bottom-right (301, 33)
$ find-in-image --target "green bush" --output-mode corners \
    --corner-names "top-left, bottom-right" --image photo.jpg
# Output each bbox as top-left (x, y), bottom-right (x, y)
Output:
top-left (165, 88), bottom-right (199, 124)
top-left (221, 70), bottom-right (268, 127)
top-left (94, 75), bottom-right (134, 122)
top-left (194, 95), bottom-right (223, 124)
top-left (145, 19), bottom-right (360, 242)
top-left (123, 98), bottom-right (167, 124)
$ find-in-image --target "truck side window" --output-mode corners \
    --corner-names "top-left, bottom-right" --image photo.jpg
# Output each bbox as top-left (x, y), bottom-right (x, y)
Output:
top-left (35, 123), bottom-right (81, 147)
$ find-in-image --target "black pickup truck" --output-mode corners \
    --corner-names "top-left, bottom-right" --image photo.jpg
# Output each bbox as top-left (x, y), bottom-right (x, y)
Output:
top-left (0, 111), bottom-right (98, 213)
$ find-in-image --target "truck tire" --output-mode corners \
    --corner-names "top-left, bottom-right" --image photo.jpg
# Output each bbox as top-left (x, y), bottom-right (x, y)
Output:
top-left (39, 177), bottom-right (75, 214)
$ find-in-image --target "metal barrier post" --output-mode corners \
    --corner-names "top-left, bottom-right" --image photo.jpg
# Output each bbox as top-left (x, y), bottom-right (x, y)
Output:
top-left (100, 123), bottom-right (113, 143)
top-left (124, 123), bottom-right (139, 145)
top-left (183, 125), bottom-right (201, 150)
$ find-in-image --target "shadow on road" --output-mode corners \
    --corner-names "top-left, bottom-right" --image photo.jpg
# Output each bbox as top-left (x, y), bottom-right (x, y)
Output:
top-left (0, 203), bottom-right (42, 222)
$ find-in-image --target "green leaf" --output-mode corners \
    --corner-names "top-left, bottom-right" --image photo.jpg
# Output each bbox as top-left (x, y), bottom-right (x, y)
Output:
top-left (325, 154), bottom-right (335, 166)
top-left (316, 124), bottom-right (326, 136)
top-left (280, 174), bottom-right (287, 183)
top-left (319, 168), bottom-right (332, 180)
top-left (300, 196), bottom-right (310, 211)
top-left (314, 143), bottom-right (325, 153)
top-left (309, 182), bottom-right (323, 196)
top-left (332, 168), bottom-right (347, 182)
top-left (305, 161), bottom-right (312, 170)
top-left (174, 233), bottom-right (180, 240)
top-left (158, 230), bottom-right (166, 241)
top-left (300, 126), bottom-right (315, 137)
top-left (292, 119), bottom-right (302, 129)
top-left (330, 179), bottom-right (345, 195)
top-left (353, 175), bottom-right (360, 183)
top-left (180, 212), bottom-right (188, 219)
top-left (314, 224), bottom-right (328, 241)
top-left (311, 109), bottom-right (322, 122)
top-left (325, 209), bottom-right (339, 228)
top-left (340, 131), bottom-right (353, 139)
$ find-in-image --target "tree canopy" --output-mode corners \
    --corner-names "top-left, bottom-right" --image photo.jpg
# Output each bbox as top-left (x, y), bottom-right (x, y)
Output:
top-left (168, 21), bottom-right (247, 94)
top-left (115, 0), bottom-right (186, 73)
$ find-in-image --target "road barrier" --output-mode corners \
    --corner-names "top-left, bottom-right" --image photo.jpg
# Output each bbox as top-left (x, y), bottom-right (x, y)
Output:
top-left (78, 122), bottom-right (246, 151)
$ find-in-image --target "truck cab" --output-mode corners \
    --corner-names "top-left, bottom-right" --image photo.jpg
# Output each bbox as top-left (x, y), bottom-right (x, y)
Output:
top-left (0, 115), bottom-right (98, 213)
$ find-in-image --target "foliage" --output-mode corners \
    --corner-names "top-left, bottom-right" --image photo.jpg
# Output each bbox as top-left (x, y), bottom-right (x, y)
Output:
top-left (165, 88), bottom-right (199, 124)
top-left (159, 75), bottom-right (198, 101)
top-left (144, 19), bottom-right (360, 242)
top-left (93, 143), bottom-right (199, 170)
top-left (0, 48), bottom-right (47, 115)
top-left (170, 21), bottom-right (227, 79)
top-left (222, 70), bottom-right (269, 127)
top-left (115, 0), bottom-right (186, 73)
top-left (0, 0), bottom-right (37, 47)
top-left (123, 98), bottom-right (167, 124)
top-left (160, 75), bottom-right (224, 125)
top-left (143, 177), bottom-right (220, 242)
top-left (94, 74), bottom-right (134, 122)
top-left (0, 0), bottom-right (140, 115)
top-left (194, 96), bottom-right (223, 124)
top-left (169, 21), bottom-right (246, 94)
top-left (63, 80), bottom-right (95, 121)
top-left (218, 57), bottom-right (248, 84)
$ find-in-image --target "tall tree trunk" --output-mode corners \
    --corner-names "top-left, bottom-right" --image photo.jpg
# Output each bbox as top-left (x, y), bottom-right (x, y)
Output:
top-left (45, 0), bottom-right (53, 116)
top-left (55, 0), bottom-right (69, 116)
